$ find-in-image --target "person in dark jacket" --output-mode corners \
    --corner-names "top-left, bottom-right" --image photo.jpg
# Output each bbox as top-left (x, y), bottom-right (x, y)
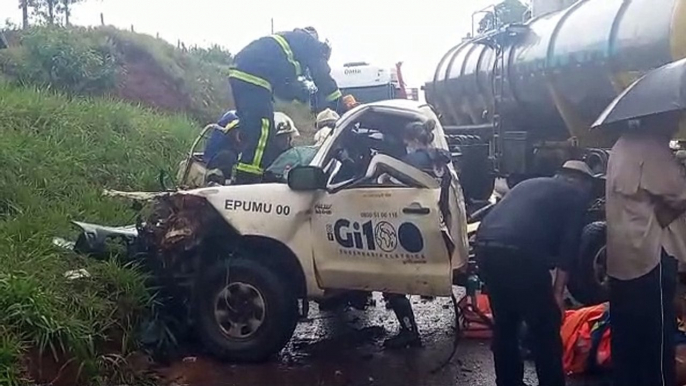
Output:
top-left (474, 161), bottom-right (595, 386)
top-left (229, 26), bottom-right (342, 184)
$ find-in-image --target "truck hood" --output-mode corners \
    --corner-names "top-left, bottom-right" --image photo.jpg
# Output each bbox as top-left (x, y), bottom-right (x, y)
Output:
top-left (192, 183), bottom-right (317, 237)
top-left (105, 182), bottom-right (312, 248)
top-left (103, 182), bottom-right (289, 201)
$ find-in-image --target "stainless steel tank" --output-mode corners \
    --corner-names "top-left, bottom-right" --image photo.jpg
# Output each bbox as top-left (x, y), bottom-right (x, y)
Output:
top-left (427, 0), bottom-right (686, 146)
top-left (532, 0), bottom-right (577, 17)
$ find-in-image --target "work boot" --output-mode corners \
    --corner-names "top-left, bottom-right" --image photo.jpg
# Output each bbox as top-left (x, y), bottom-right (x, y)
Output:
top-left (384, 327), bottom-right (422, 349)
top-left (384, 294), bottom-right (422, 349)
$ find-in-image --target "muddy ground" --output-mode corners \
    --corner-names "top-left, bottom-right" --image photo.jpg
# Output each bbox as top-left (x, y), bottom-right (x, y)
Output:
top-left (158, 292), bottom-right (609, 386)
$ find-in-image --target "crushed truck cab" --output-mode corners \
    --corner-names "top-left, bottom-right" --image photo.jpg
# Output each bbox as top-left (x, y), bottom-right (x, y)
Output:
top-left (81, 100), bottom-right (469, 362)
top-left (168, 100), bottom-right (468, 294)
top-left (187, 101), bottom-right (468, 297)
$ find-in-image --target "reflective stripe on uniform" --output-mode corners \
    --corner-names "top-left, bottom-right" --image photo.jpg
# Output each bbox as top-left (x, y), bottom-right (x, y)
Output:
top-left (218, 119), bottom-right (240, 133)
top-left (270, 34), bottom-right (302, 77)
top-left (228, 69), bottom-right (272, 92)
top-left (236, 117), bottom-right (271, 175)
top-left (235, 162), bottom-right (263, 175)
top-left (326, 89), bottom-right (343, 102)
top-left (253, 118), bottom-right (270, 168)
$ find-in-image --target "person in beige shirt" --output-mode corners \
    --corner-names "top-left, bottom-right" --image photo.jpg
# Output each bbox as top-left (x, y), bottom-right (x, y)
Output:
top-left (606, 112), bottom-right (686, 386)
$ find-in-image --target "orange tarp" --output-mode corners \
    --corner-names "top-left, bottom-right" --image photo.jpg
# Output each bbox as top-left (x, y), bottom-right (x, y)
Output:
top-left (560, 303), bottom-right (611, 375)
top-left (460, 295), bottom-right (613, 376)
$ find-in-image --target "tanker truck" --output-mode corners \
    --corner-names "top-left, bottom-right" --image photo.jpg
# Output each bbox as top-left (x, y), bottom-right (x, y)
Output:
top-left (426, 0), bottom-right (686, 304)
top-left (426, 0), bottom-right (686, 201)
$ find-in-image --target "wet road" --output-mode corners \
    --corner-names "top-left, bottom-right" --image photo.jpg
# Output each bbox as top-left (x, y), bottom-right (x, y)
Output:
top-left (161, 293), bottom-right (609, 386)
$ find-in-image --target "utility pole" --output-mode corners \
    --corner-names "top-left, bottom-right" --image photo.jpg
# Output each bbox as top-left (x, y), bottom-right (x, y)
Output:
top-left (21, 0), bottom-right (29, 29)
top-left (271, 18), bottom-right (274, 34)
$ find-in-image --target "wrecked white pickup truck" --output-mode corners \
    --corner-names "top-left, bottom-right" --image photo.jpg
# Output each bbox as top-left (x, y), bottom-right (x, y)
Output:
top-left (70, 100), bottom-right (470, 362)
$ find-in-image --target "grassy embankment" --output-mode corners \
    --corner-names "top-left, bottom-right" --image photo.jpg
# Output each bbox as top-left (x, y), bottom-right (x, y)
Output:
top-left (0, 25), bottom-right (314, 385)
top-left (0, 83), bottom-right (196, 385)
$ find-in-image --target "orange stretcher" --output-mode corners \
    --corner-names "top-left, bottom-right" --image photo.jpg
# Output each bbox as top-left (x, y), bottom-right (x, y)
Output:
top-left (458, 293), bottom-right (494, 339)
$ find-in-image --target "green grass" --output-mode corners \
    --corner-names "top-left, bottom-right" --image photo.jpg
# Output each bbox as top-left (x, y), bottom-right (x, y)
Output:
top-left (0, 83), bottom-right (196, 384)
top-left (0, 25), bottom-right (317, 385)
top-left (0, 26), bottom-right (234, 123)
top-left (275, 100), bottom-right (317, 145)
top-left (0, 26), bottom-right (316, 142)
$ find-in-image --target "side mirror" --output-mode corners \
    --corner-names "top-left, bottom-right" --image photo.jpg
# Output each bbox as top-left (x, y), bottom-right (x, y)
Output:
top-left (287, 166), bottom-right (327, 191)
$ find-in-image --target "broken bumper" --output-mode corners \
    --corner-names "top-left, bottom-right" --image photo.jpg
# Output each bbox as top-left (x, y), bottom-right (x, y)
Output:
top-left (53, 221), bottom-right (140, 257)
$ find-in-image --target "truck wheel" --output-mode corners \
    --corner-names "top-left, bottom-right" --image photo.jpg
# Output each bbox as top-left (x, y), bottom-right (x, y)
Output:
top-left (568, 222), bottom-right (609, 306)
top-left (506, 174), bottom-right (526, 190)
top-left (193, 258), bottom-right (299, 362)
top-left (468, 174), bottom-right (496, 201)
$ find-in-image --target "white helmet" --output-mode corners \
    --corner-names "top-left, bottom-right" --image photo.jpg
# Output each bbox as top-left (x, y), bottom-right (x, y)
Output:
top-left (274, 112), bottom-right (300, 137)
top-left (315, 108), bottom-right (339, 129)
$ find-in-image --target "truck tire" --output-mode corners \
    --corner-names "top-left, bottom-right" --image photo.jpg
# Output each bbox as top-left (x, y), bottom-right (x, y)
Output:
top-left (568, 222), bottom-right (609, 306)
top-left (193, 258), bottom-right (299, 362)
top-left (468, 174), bottom-right (496, 202)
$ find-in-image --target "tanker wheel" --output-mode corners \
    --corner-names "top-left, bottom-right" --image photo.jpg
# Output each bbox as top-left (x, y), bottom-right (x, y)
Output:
top-left (506, 174), bottom-right (526, 190)
top-left (568, 222), bottom-right (609, 306)
top-left (586, 150), bottom-right (609, 176)
top-left (459, 158), bottom-right (495, 201)
top-left (464, 174), bottom-right (495, 201)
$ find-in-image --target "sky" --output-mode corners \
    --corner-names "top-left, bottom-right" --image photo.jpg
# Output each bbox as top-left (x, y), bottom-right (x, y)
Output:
top-left (1, 0), bottom-right (522, 88)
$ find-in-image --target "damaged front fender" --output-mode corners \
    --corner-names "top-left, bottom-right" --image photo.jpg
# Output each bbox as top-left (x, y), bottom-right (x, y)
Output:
top-left (143, 192), bottom-right (240, 258)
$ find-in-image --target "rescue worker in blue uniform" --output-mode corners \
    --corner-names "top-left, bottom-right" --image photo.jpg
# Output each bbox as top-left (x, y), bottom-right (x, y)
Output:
top-left (229, 26), bottom-right (342, 184)
top-left (204, 110), bottom-right (241, 183)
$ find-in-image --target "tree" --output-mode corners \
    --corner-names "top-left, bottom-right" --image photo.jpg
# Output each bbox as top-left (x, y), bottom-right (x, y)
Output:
top-left (30, 0), bottom-right (57, 24)
top-left (18, 0), bottom-right (29, 29)
top-left (478, 0), bottom-right (529, 34)
top-left (60, 0), bottom-right (87, 26)
top-left (28, 0), bottom-right (88, 26)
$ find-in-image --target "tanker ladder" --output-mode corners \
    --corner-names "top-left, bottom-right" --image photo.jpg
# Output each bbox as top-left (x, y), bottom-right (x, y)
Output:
top-left (470, 22), bottom-right (529, 175)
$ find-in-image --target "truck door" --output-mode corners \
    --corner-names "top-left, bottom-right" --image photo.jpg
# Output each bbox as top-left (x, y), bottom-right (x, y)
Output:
top-left (311, 184), bottom-right (453, 297)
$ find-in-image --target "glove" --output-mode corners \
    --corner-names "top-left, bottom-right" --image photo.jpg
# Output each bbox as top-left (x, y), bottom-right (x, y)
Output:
top-left (294, 81), bottom-right (314, 104)
top-left (302, 79), bottom-right (318, 94)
